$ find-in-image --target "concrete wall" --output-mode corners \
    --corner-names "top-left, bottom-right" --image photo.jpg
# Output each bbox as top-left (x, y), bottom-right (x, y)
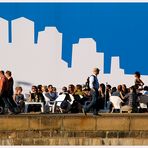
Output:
top-left (0, 113), bottom-right (148, 145)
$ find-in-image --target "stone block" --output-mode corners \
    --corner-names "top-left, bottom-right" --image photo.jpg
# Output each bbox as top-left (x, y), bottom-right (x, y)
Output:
top-left (22, 138), bottom-right (34, 145)
top-left (118, 138), bottom-right (134, 145)
top-left (13, 138), bottom-right (22, 145)
top-left (133, 138), bottom-right (143, 145)
top-left (67, 138), bottom-right (77, 145)
top-left (107, 131), bottom-right (118, 138)
top-left (130, 117), bottom-right (148, 130)
top-left (102, 138), bottom-right (111, 145)
top-left (1, 139), bottom-right (14, 145)
top-left (41, 130), bottom-right (52, 137)
top-left (63, 117), bottom-right (96, 131)
top-left (0, 131), bottom-right (8, 138)
top-left (7, 131), bottom-right (17, 139)
top-left (40, 116), bottom-right (62, 130)
top-left (96, 116), bottom-right (130, 131)
top-left (91, 138), bottom-right (102, 145)
top-left (28, 116), bottom-right (41, 130)
top-left (0, 116), bottom-right (29, 130)
top-left (24, 130), bottom-right (41, 138)
top-left (96, 131), bottom-right (106, 138)
top-left (142, 139), bottom-right (148, 145)
top-left (109, 138), bottom-right (119, 145)
top-left (129, 131), bottom-right (141, 138)
top-left (141, 131), bottom-right (148, 138)
top-left (33, 138), bottom-right (45, 145)
top-left (118, 131), bottom-right (130, 138)
top-left (48, 138), bottom-right (59, 145)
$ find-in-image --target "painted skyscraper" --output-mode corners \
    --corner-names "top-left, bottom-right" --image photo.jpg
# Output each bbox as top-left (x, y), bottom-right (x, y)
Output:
top-left (0, 17), bottom-right (148, 92)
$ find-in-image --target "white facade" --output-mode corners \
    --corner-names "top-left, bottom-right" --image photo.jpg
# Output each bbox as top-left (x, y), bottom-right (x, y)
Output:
top-left (0, 17), bottom-right (148, 92)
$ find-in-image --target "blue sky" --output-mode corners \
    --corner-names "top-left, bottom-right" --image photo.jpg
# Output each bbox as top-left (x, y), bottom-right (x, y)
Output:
top-left (0, 3), bottom-right (148, 75)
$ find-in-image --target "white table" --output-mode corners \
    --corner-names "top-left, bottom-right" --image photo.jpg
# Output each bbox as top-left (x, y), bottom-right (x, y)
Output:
top-left (24, 101), bottom-right (44, 113)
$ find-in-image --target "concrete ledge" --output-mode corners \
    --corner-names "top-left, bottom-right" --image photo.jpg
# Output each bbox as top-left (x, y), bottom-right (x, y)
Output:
top-left (0, 113), bottom-right (148, 145)
top-left (0, 113), bottom-right (148, 131)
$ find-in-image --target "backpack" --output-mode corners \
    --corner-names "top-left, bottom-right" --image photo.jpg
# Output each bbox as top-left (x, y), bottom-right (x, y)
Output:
top-left (60, 93), bottom-right (71, 109)
top-left (85, 75), bottom-right (95, 90)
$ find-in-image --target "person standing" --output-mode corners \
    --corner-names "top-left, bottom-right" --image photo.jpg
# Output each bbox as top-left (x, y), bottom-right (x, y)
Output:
top-left (0, 70), bottom-right (8, 111)
top-left (5, 71), bottom-right (18, 113)
top-left (134, 71), bottom-right (144, 89)
top-left (0, 70), bottom-right (16, 114)
top-left (83, 68), bottom-right (100, 115)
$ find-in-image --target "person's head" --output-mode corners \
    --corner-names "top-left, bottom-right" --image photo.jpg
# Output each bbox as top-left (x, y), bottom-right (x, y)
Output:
top-left (75, 84), bottom-right (82, 92)
top-left (48, 85), bottom-right (53, 93)
top-left (93, 68), bottom-right (100, 76)
top-left (42, 85), bottom-right (48, 92)
top-left (31, 85), bottom-right (38, 93)
top-left (62, 86), bottom-right (67, 93)
top-left (144, 86), bottom-right (148, 91)
top-left (15, 86), bottom-right (23, 95)
top-left (122, 84), bottom-right (127, 91)
top-left (5, 70), bottom-right (12, 78)
top-left (99, 83), bottom-right (105, 94)
top-left (0, 70), bottom-right (4, 77)
top-left (117, 85), bottom-right (122, 92)
top-left (37, 85), bottom-right (42, 92)
top-left (111, 87), bottom-right (117, 94)
top-left (106, 84), bottom-right (111, 91)
top-left (68, 84), bottom-right (75, 94)
top-left (135, 71), bottom-right (141, 79)
top-left (52, 87), bottom-right (57, 92)
top-left (130, 85), bottom-right (137, 93)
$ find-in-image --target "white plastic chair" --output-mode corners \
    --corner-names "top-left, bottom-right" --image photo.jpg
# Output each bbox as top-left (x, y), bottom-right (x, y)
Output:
top-left (109, 96), bottom-right (123, 113)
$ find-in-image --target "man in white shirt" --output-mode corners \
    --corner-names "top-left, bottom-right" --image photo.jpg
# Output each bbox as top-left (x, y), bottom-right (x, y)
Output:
top-left (83, 68), bottom-right (100, 115)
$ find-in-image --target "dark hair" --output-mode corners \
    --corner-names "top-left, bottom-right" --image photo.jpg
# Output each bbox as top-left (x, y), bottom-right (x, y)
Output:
top-left (130, 85), bottom-right (137, 94)
top-left (76, 84), bottom-right (82, 91)
top-left (6, 70), bottom-right (12, 76)
top-left (62, 86), bottom-right (67, 92)
top-left (37, 85), bottom-right (42, 92)
top-left (135, 71), bottom-right (141, 78)
top-left (48, 85), bottom-right (53, 88)
top-left (0, 70), bottom-right (4, 75)
top-left (144, 86), bottom-right (148, 91)
top-left (99, 83), bottom-right (105, 94)
top-left (117, 85), bottom-right (122, 92)
top-left (111, 87), bottom-right (117, 94)
top-left (32, 85), bottom-right (37, 91)
top-left (106, 84), bottom-right (111, 90)
top-left (68, 84), bottom-right (75, 89)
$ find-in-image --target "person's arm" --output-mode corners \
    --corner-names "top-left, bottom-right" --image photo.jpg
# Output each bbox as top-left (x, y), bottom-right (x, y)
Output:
top-left (139, 79), bottom-right (144, 86)
top-left (13, 94), bottom-right (17, 102)
top-left (0, 78), bottom-right (4, 95)
top-left (123, 93), bottom-right (129, 100)
top-left (119, 91), bottom-right (124, 99)
top-left (89, 75), bottom-right (95, 90)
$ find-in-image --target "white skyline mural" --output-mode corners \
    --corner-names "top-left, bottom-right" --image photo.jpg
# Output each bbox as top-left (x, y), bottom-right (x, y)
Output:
top-left (0, 17), bottom-right (148, 92)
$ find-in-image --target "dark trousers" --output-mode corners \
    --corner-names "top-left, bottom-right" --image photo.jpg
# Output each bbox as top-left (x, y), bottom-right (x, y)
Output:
top-left (8, 96), bottom-right (17, 108)
top-left (84, 89), bottom-right (99, 115)
top-left (0, 95), bottom-right (17, 113)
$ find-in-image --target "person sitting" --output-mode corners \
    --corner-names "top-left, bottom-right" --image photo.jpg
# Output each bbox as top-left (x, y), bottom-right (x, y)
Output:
top-left (121, 86), bottom-right (139, 113)
top-left (143, 86), bottom-right (148, 95)
top-left (48, 85), bottom-right (56, 101)
top-left (70, 84), bottom-right (84, 113)
top-left (98, 83), bottom-right (106, 110)
top-left (112, 85), bottom-right (123, 99)
top-left (13, 86), bottom-right (25, 113)
top-left (42, 85), bottom-right (53, 113)
top-left (28, 86), bottom-right (45, 112)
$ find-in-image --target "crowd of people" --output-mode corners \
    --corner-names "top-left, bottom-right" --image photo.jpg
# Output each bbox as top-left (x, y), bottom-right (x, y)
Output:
top-left (0, 69), bottom-right (148, 115)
